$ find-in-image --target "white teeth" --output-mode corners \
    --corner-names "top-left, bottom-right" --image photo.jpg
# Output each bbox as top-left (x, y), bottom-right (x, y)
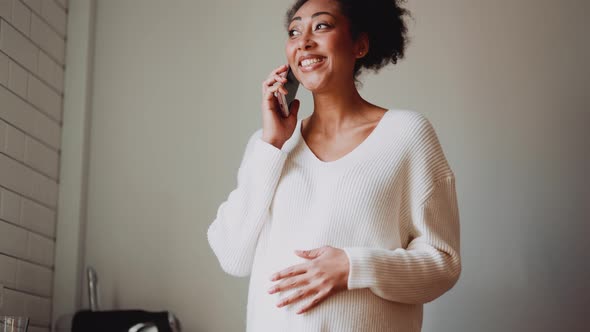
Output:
top-left (300, 58), bottom-right (323, 67)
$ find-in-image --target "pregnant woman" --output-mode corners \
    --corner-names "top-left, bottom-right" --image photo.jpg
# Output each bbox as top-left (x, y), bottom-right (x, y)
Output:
top-left (207, 0), bottom-right (462, 331)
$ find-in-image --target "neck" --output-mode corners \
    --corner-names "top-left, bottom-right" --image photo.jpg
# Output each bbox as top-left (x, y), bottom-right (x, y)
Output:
top-left (309, 80), bottom-right (371, 136)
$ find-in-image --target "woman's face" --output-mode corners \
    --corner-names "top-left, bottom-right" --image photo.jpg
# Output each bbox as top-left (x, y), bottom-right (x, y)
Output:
top-left (285, 0), bottom-right (364, 93)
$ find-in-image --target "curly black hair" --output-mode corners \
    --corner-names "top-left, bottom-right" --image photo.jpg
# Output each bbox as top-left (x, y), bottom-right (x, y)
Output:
top-left (285, 0), bottom-right (412, 83)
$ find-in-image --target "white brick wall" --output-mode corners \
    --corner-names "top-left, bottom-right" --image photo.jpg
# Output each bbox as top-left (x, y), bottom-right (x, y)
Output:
top-left (0, 1), bottom-right (67, 330)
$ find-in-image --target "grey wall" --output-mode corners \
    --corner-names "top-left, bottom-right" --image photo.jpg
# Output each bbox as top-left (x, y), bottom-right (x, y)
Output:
top-left (70, 0), bottom-right (589, 331)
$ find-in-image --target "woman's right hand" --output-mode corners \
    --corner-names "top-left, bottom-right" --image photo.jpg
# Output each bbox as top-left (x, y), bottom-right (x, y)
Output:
top-left (261, 64), bottom-right (300, 149)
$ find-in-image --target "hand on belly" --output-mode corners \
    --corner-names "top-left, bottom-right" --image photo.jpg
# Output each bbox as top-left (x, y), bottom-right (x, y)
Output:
top-left (267, 245), bottom-right (350, 314)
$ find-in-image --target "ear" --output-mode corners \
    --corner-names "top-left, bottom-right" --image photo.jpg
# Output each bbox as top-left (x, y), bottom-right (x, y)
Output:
top-left (354, 32), bottom-right (369, 59)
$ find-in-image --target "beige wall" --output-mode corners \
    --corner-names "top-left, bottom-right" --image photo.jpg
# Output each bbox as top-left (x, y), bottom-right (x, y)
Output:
top-left (68, 0), bottom-right (589, 331)
top-left (0, 0), bottom-right (68, 331)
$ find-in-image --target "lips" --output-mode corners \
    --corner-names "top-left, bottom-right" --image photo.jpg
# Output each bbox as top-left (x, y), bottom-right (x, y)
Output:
top-left (300, 58), bottom-right (324, 67)
top-left (298, 54), bottom-right (325, 65)
top-left (297, 55), bottom-right (326, 71)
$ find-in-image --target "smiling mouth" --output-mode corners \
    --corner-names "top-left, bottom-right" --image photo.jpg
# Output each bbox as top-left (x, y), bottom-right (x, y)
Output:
top-left (299, 57), bottom-right (326, 70)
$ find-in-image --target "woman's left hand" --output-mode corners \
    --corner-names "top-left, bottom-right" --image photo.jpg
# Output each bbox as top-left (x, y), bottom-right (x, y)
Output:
top-left (267, 245), bottom-right (350, 314)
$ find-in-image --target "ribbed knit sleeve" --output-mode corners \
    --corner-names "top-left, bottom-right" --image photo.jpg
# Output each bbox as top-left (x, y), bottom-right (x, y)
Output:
top-left (207, 129), bottom-right (288, 277)
top-left (342, 114), bottom-right (461, 305)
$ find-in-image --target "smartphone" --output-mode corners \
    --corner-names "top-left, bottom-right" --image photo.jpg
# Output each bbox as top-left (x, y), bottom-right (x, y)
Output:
top-left (275, 67), bottom-right (300, 117)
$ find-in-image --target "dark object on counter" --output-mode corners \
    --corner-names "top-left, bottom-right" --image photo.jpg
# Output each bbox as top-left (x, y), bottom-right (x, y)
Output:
top-left (72, 310), bottom-right (180, 332)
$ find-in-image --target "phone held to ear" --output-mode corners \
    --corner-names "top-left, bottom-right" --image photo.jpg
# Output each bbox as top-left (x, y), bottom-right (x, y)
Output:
top-left (274, 66), bottom-right (300, 117)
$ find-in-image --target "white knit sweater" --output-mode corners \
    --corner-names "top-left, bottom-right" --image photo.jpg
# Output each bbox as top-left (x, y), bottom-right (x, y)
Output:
top-left (207, 109), bottom-right (461, 332)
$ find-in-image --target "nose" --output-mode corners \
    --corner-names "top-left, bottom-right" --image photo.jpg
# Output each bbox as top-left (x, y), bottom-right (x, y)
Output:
top-left (297, 30), bottom-right (315, 51)
top-left (298, 39), bottom-right (314, 50)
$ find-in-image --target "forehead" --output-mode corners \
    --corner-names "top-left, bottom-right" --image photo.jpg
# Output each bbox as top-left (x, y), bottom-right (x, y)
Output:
top-left (293, 0), bottom-right (342, 18)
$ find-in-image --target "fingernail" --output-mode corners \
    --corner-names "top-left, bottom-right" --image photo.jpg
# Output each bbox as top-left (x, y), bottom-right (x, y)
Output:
top-left (267, 287), bottom-right (275, 294)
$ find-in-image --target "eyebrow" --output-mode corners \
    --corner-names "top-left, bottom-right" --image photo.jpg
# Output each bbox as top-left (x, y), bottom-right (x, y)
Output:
top-left (290, 11), bottom-right (336, 22)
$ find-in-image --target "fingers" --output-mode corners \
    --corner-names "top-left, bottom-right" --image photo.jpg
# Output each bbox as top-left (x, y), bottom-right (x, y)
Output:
top-left (270, 263), bottom-right (307, 281)
top-left (264, 85), bottom-right (288, 102)
top-left (296, 289), bottom-right (330, 314)
top-left (262, 64), bottom-right (288, 87)
top-left (268, 274), bottom-right (307, 294)
top-left (262, 64), bottom-right (288, 96)
top-left (269, 264), bottom-right (329, 313)
top-left (272, 64), bottom-right (289, 76)
top-left (261, 64), bottom-right (291, 116)
top-left (272, 282), bottom-right (331, 314)
top-left (263, 74), bottom-right (287, 88)
top-left (276, 288), bottom-right (315, 308)
top-left (264, 83), bottom-right (288, 100)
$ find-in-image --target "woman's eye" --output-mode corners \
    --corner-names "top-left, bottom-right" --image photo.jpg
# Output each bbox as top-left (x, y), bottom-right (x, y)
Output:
top-left (288, 23), bottom-right (330, 37)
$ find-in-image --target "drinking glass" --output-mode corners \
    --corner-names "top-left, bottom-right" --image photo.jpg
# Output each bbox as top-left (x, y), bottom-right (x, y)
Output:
top-left (0, 316), bottom-right (29, 332)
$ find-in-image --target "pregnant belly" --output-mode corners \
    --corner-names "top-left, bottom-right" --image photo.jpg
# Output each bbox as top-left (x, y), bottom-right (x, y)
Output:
top-left (248, 267), bottom-right (422, 332)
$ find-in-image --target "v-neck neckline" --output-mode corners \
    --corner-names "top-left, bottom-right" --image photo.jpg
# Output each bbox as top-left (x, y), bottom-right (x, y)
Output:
top-left (295, 109), bottom-right (392, 169)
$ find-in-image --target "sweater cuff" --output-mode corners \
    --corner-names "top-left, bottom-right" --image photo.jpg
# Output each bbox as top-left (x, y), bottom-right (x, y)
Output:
top-left (244, 137), bottom-right (288, 182)
top-left (342, 247), bottom-right (383, 290)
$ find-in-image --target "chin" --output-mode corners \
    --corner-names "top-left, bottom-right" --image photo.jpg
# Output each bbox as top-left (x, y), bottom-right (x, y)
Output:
top-left (304, 81), bottom-right (332, 94)
top-left (295, 63), bottom-right (343, 94)
top-left (299, 74), bottom-right (330, 93)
